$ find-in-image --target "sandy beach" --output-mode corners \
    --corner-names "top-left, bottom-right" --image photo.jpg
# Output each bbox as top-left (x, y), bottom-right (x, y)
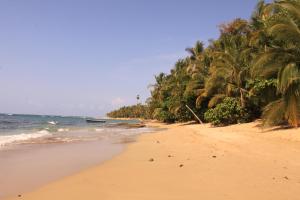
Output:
top-left (0, 140), bottom-right (124, 199)
top-left (6, 121), bottom-right (300, 200)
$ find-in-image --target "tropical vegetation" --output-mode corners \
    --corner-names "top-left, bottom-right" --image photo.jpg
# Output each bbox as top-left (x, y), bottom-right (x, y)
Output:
top-left (107, 0), bottom-right (300, 127)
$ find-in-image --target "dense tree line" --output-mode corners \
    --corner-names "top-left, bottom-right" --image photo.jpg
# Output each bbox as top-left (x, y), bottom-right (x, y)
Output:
top-left (107, 104), bottom-right (151, 119)
top-left (108, 0), bottom-right (300, 127)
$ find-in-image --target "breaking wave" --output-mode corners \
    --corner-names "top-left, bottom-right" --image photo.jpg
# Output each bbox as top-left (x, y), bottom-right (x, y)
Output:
top-left (0, 130), bottom-right (51, 147)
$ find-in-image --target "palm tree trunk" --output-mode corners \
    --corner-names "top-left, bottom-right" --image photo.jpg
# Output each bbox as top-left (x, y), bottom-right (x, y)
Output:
top-left (240, 88), bottom-right (245, 108)
top-left (185, 105), bottom-right (203, 124)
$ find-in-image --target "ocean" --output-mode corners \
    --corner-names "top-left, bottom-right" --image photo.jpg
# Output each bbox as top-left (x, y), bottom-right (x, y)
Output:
top-left (0, 113), bottom-right (151, 149)
top-left (0, 113), bottom-right (157, 198)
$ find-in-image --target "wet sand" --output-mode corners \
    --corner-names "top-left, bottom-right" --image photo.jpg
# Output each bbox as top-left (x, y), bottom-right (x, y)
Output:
top-left (5, 122), bottom-right (300, 200)
top-left (0, 139), bottom-right (124, 199)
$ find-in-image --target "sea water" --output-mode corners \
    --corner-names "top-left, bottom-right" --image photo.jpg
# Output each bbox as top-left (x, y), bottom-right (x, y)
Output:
top-left (0, 113), bottom-right (151, 149)
top-left (0, 113), bottom-right (156, 198)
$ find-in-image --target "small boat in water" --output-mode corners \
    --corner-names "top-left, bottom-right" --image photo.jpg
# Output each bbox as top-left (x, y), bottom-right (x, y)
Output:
top-left (86, 119), bottom-right (106, 123)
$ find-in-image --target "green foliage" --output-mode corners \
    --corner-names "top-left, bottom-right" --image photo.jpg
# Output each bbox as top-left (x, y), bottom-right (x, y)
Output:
top-left (253, 0), bottom-right (300, 127)
top-left (107, 104), bottom-right (150, 119)
top-left (153, 108), bottom-right (176, 123)
top-left (248, 79), bottom-right (277, 92)
top-left (108, 0), bottom-right (300, 127)
top-left (204, 97), bottom-right (250, 126)
top-left (247, 78), bottom-right (278, 113)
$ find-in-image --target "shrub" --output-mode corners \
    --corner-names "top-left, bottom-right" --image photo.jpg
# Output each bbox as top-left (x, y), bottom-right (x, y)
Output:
top-left (204, 97), bottom-right (249, 126)
top-left (153, 108), bottom-right (175, 123)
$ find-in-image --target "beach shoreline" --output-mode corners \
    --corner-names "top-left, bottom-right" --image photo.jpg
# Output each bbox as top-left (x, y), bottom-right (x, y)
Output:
top-left (5, 121), bottom-right (300, 200)
top-left (1, 120), bottom-right (159, 199)
top-left (0, 138), bottom-right (125, 199)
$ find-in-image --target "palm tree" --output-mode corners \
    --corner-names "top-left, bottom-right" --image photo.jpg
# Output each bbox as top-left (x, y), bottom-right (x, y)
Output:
top-left (184, 41), bottom-right (211, 112)
top-left (185, 41), bottom-right (208, 74)
top-left (200, 19), bottom-right (252, 108)
top-left (253, 0), bottom-right (300, 127)
top-left (249, 0), bottom-right (271, 52)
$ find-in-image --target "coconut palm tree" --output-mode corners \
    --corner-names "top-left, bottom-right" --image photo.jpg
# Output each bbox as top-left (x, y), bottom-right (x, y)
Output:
top-left (249, 0), bottom-right (272, 51)
top-left (184, 41), bottom-right (210, 111)
top-left (185, 41), bottom-right (208, 75)
top-left (254, 0), bottom-right (300, 127)
top-left (199, 19), bottom-right (252, 108)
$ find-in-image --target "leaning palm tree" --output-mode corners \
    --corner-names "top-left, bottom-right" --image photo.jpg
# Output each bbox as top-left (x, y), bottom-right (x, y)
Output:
top-left (185, 41), bottom-right (211, 110)
top-left (253, 0), bottom-right (300, 127)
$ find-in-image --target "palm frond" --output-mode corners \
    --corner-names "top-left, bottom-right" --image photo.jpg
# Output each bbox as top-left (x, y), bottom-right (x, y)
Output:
top-left (269, 20), bottom-right (300, 45)
top-left (277, 62), bottom-right (300, 93)
top-left (252, 48), bottom-right (295, 78)
top-left (284, 90), bottom-right (300, 127)
top-left (262, 98), bottom-right (286, 126)
top-left (277, 0), bottom-right (300, 24)
top-left (208, 94), bottom-right (226, 108)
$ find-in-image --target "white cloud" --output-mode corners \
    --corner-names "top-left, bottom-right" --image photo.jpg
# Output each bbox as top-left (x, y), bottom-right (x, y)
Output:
top-left (111, 97), bottom-right (125, 106)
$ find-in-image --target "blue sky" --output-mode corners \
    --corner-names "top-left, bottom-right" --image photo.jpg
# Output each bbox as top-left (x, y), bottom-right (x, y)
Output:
top-left (0, 0), bottom-right (263, 116)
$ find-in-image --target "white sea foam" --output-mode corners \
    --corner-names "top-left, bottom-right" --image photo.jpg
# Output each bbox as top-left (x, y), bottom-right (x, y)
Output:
top-left (58, 128), bottom-right (70, 132)
top-left (0, 130), bottom-right (51, 147)
top-left (48, 121), bottom-right (57, 125)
